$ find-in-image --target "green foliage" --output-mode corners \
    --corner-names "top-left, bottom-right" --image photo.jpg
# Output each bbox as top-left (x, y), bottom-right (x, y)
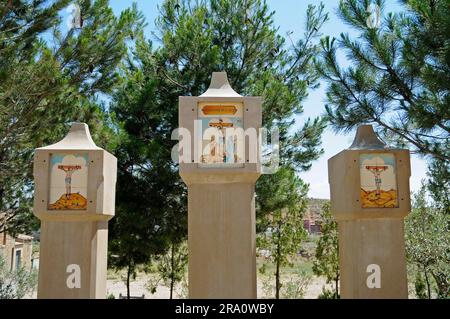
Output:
top-left (0, 0), bottom-right (142, 234)
top-left (427, 159), bottom-right (450, 214)
top-left (312, 201), bottom-right (339, 298)
top-left (405, 183), bottom-right (450, 299)
top-left (152, 242), bottom-right (188, 299)
top-left (108, 44), bottom-right (188, 290)
top-left (316, 0), bottom-right (450, 161)
top-left (177, 275), bottom-right (189, 299)
top-left (414, 272), bottom-right (429, 299)
top-left (261, 270), bottom-right (311, 299)
top-left (0, 255), bottom-right (37, 299)
top-left (317, 287), bottom-right (340, 299)
top-left (257, 166), bottom-right (309, 298)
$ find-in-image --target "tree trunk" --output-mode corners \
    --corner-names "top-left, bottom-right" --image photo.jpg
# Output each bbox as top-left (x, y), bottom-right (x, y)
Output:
top-left (170, 243), bottom-right (175, 299)
top-left (430, 270), bottom-right (448, 298)
top-left (424, 267), bottom-right (431, 299)
top-left (126, 263), bottom-right (131, 299)
top-left (275, 231), bottom-right (281, 299)
top-left (275, 257), bottom-right (280, 299)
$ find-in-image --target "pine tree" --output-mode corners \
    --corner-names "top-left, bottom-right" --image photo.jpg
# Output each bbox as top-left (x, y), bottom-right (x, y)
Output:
top-left (153, 0), bottom-right (328, 170)
top-left (108, 37), bottom-right (188, 298)
top-left (256, 166), bottom-right (309, 299)
top-left (156, 242), bottom-right (188, 299)
top-left (405, 183), bottom-right (449, 298)
top-left (312, 201), bottom-right (339, 299)
top-left (426, 159), bottom-right (449, 215)
top-left (109, 0), bottom-right (328, 294)
top-left (316, 0), bottom-right (449, 161)
top-left (0, 0), bottom-right (142, 234)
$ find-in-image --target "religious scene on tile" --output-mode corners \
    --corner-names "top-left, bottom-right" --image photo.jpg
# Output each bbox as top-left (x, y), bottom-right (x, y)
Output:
top-left (0, 0), bottom-right (448, 300)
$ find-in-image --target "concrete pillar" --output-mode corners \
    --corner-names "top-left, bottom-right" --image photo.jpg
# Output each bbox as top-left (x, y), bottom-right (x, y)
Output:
top-left (33, 123), bottom-right (117, 298)
top-left (178, 72), bottom-right (262, 298)
top-left (328, 125), bottom-right (411, 299)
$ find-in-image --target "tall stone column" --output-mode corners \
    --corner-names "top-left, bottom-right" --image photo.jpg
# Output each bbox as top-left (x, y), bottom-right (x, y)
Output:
top-left (178, 72), bottom-right (262, 298)
top-left (328, 125), bottom-right (411, 298)
top-left (33, 123), bottom-right (117, 298)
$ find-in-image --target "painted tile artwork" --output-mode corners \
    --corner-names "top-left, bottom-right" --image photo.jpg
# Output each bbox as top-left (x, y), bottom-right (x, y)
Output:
top-left (198, 102), bottom-right (244, 168)
top-left (48, 153), bottom-right (88, 210)
top-left (360, 153), bottom-right (399, 208)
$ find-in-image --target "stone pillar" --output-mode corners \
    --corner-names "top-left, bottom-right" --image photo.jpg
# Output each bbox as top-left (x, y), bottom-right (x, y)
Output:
top-left (328, 125), bottom-right (411, 299)
top-left (178, 72), bottom-right (262, 298)
top-left (33, 123), bottom-right (117, 299)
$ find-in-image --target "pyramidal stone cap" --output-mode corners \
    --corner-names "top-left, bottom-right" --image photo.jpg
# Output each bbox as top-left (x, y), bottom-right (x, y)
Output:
top-left (348, 124), bottom-right (387, 150)
top-left (199, 72), bottom-right (242, 97)
top-left (37, 122), bottom-right (102, 150)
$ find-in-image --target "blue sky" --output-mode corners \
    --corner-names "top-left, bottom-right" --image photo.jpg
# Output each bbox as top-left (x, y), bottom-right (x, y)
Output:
top-left (107, 0), bottom-right (428, 199)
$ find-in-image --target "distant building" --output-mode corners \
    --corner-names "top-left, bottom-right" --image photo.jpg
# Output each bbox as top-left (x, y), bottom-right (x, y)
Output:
top-left (0, 232), bottom-right (35, 271)
top-left (303, 198), bottom-right (329, 234)
top-left (303, 214), bottom-right (322, 234)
